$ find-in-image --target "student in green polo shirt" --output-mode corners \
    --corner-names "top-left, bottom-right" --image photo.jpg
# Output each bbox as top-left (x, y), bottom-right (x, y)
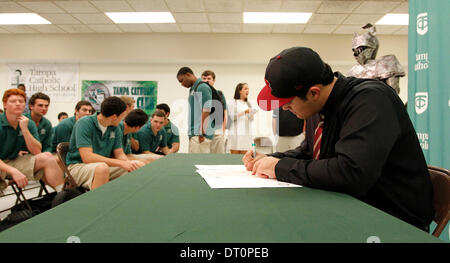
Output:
top-left (177, 67), bottom-right (213, 153)
top-left (24, 92), bottom-right (53, 152)
top-left (0, 88), bottom-right (65, 192)
top-left (51, 100), bottom-right (93, 152)
top-left (66, 96), bottom-right (144, 190)
top-left (118, 109), bottom-right (160, 164)
top-left (156, 103), bottom-right (180, 153)
top-left (131, 111), bottom-right (169, 155)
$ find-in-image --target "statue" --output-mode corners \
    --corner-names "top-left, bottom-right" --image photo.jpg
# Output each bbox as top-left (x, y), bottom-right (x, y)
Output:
top-left (348, 23), bottom-right (405, 94)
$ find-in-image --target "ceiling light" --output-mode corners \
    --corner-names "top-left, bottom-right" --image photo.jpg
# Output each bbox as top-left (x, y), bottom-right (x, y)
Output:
top-left (376, 14), bottom-right (409, 25)
top-left (244, 12), bottom-right (312, 24)
top-left (0, 13), bottom-right (51, 25)
top-left (105, 12), bottom-right (175, 23)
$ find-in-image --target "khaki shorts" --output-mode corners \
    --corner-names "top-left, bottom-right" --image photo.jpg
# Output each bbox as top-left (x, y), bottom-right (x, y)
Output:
top-left (68, 162), bottom-right (127, 190)
top-left (189, 136), bottom-right (211, 153)
top-left (0, 154), bottom-right (44, 191)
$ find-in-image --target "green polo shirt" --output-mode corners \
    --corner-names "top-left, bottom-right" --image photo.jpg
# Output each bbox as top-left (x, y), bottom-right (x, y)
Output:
top-left (0, 113), bottom-right (40, 160)
top-left (24, 113), bottom-right (53, 152)
top-left (52, 116), bottom-right (76, 152)
top-left (133, 122), bottom-right (167, 153)
top-left (164, 120), bottom-right (180, 149)
top-left (189, 78), bottom-right (213, 140)
top-left (65, 114), bottom-right (122, 165)
top-left (118, 121), bottom-right (132, 155)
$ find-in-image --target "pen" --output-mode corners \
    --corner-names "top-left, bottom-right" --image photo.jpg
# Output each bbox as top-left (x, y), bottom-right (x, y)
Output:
top-left (252, 143), bottom-right (256, 159)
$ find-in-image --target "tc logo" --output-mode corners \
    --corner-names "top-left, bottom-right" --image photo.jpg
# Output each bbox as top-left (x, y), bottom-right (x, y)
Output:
top-left (415, 92), bottom-right (428, 115)
top-left (417, 13), bottom-right (428, 35)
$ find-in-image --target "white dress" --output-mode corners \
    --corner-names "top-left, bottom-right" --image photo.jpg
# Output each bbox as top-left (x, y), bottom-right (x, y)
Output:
top-left (227, 99), bottom-right (258, 151)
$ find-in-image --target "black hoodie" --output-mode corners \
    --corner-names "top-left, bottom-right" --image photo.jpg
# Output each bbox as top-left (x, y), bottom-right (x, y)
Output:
top-left (271, 72), bottom-right (434, 231)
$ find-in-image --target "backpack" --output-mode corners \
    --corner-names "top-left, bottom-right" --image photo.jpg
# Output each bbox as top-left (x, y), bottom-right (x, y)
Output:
top-left (194, 81), bottom-right (226, 128)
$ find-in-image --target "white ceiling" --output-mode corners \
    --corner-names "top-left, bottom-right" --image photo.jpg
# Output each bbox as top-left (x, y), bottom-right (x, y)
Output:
top-left (0, 0), bottom-right (409, 35)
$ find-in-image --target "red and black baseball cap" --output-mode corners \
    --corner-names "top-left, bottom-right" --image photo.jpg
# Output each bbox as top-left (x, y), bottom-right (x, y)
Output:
top-left (257, 47), bottom-right (330, 111)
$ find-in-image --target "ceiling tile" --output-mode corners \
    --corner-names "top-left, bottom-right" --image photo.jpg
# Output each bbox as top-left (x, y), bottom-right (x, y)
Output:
top-left (54, 1), bottom-right (99, 13)
top-left (208, 13), bottom-right (242, 23)
top-left (39, 14), bottom-right (82, 25)
top-left (0, 27), bottom-right (10, 34)
top-left (303, 24), bottom-right (336, 34)
top-left (353, 1), bottom-right (402, 14)
top-left (373, 25), bottom-right (402, 35)
top-left (179, 23), bottom-right (211, 33)
top-left (89, 24), bottom-right (122, 33)
top-left (19, 1), bottom-right (65, 13)
top-left (243, 0), bottom-right (282, 12)
top-left (0, 1), bottom-right (29, 12)
top-left (148, 23), bottom-right (180, 32)
top-left (59, 24), bottom-right (95, 33)
top-left (72, 13), bottom-right (113, 25)
top-left (204, 0), bottom-right (242, 12)
top-left (392, 25), bottom-right (408, 35)
top-left (243, 23), bottom-right (273, 33)
top-left (280, 1), bottom-right (321, 12)
top-left (127, 0), bottom-right (169, 11)
top-left (91, 0), bottom-right (133, 12)
top-left (165, 0), bottom-right (205, 12)
top-left (211, 23), bottom-right (241, 33)
top-left (173, 13), bottom-right (208, 23)
top-left (317, 1), bottom-right (362, 14)
top-left (309, 14), bottom-right (348, 25)
top-left (272, 24), bottom-right (305, 33)
top-left (342, 14), bottom-right (384, 25)
top-left (117, 24), bottom-right (152, 32)
top-left (333, 24), bottom-right (364, 35)
top-left (391, 2), bottom-right (408, 13)
top-left (0, 25), bottom-right (38, 33)
top-left (29, 24), bottom-right (66, 33)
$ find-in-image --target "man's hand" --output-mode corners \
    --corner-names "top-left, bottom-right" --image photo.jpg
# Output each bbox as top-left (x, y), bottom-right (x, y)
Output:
top-left (18, 115), bottom-right (29, 131)
top-left (120, 160), bottom-right (141, 172)
top-left (10, 168), bottom-right (28, 189)
top-left (242, 150), bottom-right (267, 171)
top-left (251, 156), bottom-right (280, 179)
top-left (131, 160), bottom-right (145, 169)
top-left (18, 151), bottom-right (29, 156)
top-left (199, 135), bottom-right (205, 143)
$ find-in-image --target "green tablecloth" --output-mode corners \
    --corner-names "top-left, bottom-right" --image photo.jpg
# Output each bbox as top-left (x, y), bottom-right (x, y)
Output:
top-left (0, 154), bottom-right (442, 243)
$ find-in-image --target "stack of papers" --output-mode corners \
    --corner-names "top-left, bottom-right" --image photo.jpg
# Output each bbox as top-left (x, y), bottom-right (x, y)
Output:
top-left (195, 165), bottom-right (302, 189)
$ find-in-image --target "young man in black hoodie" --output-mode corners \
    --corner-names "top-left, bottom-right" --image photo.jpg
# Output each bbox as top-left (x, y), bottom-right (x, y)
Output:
top-left (243, 47), bottom-right (434, 232)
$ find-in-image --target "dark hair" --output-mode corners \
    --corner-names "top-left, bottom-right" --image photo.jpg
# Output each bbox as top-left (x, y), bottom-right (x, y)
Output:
top-left (151, 110), bottom-right (166, 119)
top-left (156, 103), bottom-right (170, 114)
top-left (297, 63), bottom-right (334, 100)
top-left (201, 70), bottom-right (216, 80)
top-left (177, 67), bottom-right (194, 77)
top-left (75, 100), bottom-right (93, 111)
top-left (233, 83), bottom-right (248, 101)
top-left (29, 92), bottom-right (50, 106)
top-left (58, 112), bottom-right (68, 119)
top-left (124, 109), bottom-right (149, 128)
top-left (100, 96), bottom-right (126, 117)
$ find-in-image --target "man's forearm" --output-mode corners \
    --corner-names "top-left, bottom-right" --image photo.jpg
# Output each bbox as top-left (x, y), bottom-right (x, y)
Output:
top-left (22, 129), bottom-right (42, 154)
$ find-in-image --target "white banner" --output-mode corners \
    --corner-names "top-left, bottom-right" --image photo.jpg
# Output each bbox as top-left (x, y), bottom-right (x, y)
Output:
top-left (8, 63), bottom-right (79, 102)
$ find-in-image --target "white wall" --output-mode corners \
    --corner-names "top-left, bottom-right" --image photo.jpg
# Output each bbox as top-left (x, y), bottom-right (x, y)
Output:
top-left (0, 32), bottom-right (408, 153)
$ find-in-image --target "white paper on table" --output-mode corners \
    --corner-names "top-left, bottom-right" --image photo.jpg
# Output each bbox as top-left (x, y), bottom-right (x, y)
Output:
top-left (195, 165), bottom-right (302, 189)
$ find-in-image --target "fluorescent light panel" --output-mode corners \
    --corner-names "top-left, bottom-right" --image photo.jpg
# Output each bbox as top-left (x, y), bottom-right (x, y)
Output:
top-left (244, 12), bottom-right (312, 24)
top-left (0, 13), bottom-right (51, 25)
top-left (376, 13), bottom-right (409, 25)
top-left (106, 12), bottom-right (175, 23)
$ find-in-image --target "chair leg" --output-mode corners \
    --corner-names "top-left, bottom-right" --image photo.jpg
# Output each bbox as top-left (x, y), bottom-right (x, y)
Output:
top-left (10, 184), bottom-right (32, 212)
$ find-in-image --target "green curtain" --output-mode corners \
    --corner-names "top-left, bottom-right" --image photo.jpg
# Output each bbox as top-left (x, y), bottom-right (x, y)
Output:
top-left (408, 0), bottom-right (450, 242)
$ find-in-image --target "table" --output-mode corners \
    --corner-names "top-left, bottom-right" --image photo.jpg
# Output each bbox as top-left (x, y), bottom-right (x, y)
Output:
top-left (0, 154), bottom-right (442, 243)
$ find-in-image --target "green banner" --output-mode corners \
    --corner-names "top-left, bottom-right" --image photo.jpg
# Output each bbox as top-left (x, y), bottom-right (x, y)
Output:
top-left (408, 0), bottom-right (450, 242)
top-left (81, 80), bottom-right (157, 115)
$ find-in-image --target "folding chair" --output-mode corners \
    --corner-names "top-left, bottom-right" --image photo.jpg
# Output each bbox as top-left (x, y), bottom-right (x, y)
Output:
top-left (55, 142), bottom-right (80, 190)
top-left (428, 165), bottom-right (450, 237)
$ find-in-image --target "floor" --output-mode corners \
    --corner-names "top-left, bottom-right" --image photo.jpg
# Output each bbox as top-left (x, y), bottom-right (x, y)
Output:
top-left (0, 181), bottom-right (54, 221)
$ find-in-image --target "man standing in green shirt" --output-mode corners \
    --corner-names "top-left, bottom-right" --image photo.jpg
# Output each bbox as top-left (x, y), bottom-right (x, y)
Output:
top-left (24, 92), bottom-right (53, 152)
top-left (177, 67), bottom-right (213, 153)
top-left (0, 88), bottom-right (64, 192)
top-left (156, 103), bottom-right (180, 153)
top-left (51, 100), bottom-right (93, 152)
top-left (66, 96), bottom-right (144, 190)
top-left (131, 111), bottom-right (169, 155)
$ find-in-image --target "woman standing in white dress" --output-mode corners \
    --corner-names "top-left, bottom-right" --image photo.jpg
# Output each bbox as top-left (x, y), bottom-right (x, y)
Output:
top-left (227, 83), bottom-right (258, 154)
